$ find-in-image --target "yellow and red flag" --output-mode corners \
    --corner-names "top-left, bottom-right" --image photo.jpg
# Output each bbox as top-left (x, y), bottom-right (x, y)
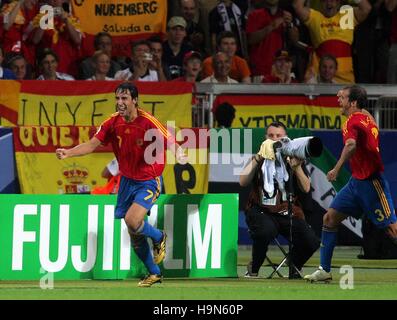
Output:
top-left (1, 80), bottom-right (192, 128)
top-left (214, 95), bottom-right (345, 129)
top-left (13, 125), bottom-right (208, 195)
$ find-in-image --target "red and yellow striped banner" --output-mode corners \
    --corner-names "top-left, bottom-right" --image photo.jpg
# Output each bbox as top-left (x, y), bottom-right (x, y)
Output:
top-left (215, 95), bottom-right (346, 129)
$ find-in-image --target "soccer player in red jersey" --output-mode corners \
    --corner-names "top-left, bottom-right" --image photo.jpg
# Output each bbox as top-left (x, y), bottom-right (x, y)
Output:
top-left (56, 82), bottom-right (185, 287)
top-left (305, 85), bottom-right (397, 282)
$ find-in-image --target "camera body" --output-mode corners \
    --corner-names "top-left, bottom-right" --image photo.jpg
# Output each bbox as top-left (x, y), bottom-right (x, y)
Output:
top-left (143, 53), bottom-right (153, 61)
top-left (274, 136), bottom-right (323, 159)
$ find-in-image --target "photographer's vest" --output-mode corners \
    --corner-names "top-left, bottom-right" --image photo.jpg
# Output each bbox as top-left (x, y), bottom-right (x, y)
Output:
top-left (246, 159), bottom-right (305, 220)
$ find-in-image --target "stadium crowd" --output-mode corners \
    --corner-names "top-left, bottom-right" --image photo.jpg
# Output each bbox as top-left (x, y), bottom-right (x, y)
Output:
top-left (0, 0), bottom-right (396, 84)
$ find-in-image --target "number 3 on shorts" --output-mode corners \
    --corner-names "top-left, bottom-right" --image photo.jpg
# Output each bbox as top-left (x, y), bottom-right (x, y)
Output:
top-left (375, 209), bottom-right (385, 222)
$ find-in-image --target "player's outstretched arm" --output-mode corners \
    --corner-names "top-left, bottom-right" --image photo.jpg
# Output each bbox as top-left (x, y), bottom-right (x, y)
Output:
top-left (56, 137), bottom-right (102, 160)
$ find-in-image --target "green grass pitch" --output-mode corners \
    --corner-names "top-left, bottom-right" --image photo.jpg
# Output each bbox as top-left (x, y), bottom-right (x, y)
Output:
top-left (0, 246), bottom-right (396, 300)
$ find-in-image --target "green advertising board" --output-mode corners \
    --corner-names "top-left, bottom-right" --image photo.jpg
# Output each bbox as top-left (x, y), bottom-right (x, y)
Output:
top-left (0, 194), bottom-right (238, 280)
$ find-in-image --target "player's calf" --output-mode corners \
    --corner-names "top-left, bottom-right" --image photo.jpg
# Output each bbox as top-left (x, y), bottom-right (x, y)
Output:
top-left (386, 223), bottom-right (397, 245)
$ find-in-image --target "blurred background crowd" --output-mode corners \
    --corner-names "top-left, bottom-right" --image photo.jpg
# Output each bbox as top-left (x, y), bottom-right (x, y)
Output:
top-left (0, 0), bottom-right (396, 84)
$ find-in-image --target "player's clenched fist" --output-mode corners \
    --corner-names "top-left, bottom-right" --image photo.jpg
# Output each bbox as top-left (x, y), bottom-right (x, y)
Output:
top-left (326, 168), bottom-right (338, 182)
top-left (56, 148), bottom-right (69, 160)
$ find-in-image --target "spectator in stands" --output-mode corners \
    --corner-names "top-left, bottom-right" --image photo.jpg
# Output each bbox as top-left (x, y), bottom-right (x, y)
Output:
top-left (0, 44), bottom-right (17, 79)
top-left (179, 0), bottom-right (207, 57)
top-left (214, 102), bottom-right (236, 127)
top-left (6, 52), bottom-right (30, 79)
top-left (114, 40), bottom-right (159, 81)
top-left (353, 0), bottom-right (390, 83)
top-left (246, 0), bottom-right (296, 78)
top-left (0, 0), bottom-right (38, 68)
top-left (293, 0), bottom-right (371, 84)
top-left (162, 16), bottom-right (193, 80)
top-left (209, 0), bottom-right (248, 58)
top-left (148, 35), bottom-right (169, 81)
top-left (86, 51), bottom-right (114, 81)
top-left (305, 54), bottom-right (338, 84)
top-left (78, 32), bottom-right (121, 79)
top-left (262, 49), bottom-right (298, 83)
top-left (201, 51), bottom-right (238, 83)
top-left (239, 121), bottom-right (320, 278)
top-left (202, 31), bottom-right (251, 83)
top-left (172, 50), bottom-right (203, 82)
top-left (386, 0), bottom-right (397, 83)
top-left (36, 48), bottom-right (74, 80)
top-left (31, 0), bottom-right (83, 78)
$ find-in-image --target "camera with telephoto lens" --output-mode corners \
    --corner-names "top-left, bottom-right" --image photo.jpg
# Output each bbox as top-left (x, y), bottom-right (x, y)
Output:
top-left (273, 136), bottom-right (323, 159)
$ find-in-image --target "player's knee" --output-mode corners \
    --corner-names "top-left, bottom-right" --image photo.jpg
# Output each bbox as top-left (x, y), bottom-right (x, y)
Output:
top-left (323, 212), bottom-right (338, 229)
top-left (124, 216), bottom-right (142, 231)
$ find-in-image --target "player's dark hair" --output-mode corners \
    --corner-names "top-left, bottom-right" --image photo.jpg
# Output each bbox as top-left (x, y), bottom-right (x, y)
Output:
top-left (266, 121), bottom-right (287, 134)
top-left (344, 85), bottom-right (367, 109)
top-left (115, 82), bottom-right (138, 99)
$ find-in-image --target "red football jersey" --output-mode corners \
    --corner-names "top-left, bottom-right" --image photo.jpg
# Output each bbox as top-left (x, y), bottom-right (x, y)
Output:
top-left (342, 112), bottom-right (384, 179)
top-left (95, 108), bottom-right (172, 181)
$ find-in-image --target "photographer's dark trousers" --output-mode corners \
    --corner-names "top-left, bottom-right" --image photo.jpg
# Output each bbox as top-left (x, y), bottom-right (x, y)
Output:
top-left (245, 205), bottom-right (320, 273)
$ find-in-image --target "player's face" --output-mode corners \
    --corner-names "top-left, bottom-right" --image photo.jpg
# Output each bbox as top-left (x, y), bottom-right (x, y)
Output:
top-left (337, 89), bottom-right (351, 116)
top-left (266, 126), bottom-right (286, 141)
top-left (115, 90), bottom-right (136, 118)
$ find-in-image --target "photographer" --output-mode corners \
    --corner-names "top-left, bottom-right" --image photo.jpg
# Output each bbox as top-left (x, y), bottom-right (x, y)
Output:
top-left (239, 121), bottom-right (319, 278)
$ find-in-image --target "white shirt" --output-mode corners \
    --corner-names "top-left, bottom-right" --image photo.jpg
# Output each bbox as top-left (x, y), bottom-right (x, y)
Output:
top-left (306, 75), bottom-right (337, 84)
top-left (114, 68), bottom-right (158, 81)
top-left (86, 76), bottom-right (114, 81)
top-left (200, 75), bottom-right (238, 84)
top-left (36, 72), bottom-right (74, 80)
